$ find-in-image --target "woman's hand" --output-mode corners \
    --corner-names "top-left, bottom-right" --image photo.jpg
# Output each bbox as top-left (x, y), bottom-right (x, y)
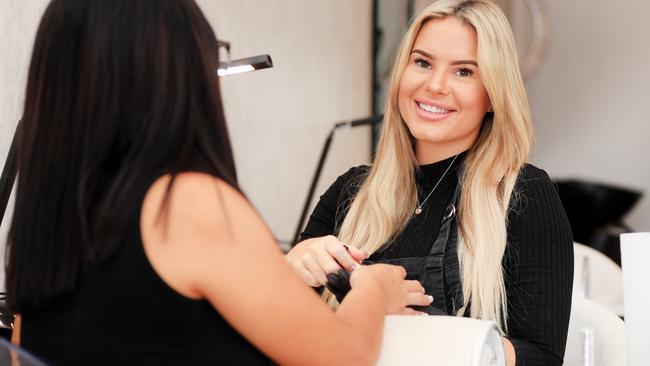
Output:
top-left (287, 236), bottom-right (433, 313)
top-left (350, 264), bottom-right (433, 315)
top-left (286, 235), bottom-right (367, 287)
top-left (503, 337), bottom-right (516, 366)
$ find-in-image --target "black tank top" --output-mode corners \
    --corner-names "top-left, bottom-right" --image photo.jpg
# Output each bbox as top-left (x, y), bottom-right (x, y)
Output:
top-left (21, 173), bottom-right (270, 365)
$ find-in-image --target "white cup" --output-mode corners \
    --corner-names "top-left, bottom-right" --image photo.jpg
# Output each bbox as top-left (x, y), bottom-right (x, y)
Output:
top-left (620, 232), bottom-right (650, 365)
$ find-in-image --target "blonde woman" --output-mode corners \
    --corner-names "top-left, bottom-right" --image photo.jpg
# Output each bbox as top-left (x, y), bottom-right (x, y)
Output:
top-left (287, 0), bottom-right (573, 365)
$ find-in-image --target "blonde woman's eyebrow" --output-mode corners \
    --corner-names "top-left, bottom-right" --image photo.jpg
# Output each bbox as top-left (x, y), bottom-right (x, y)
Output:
top-left (411, 49), bottom-right (478, 67)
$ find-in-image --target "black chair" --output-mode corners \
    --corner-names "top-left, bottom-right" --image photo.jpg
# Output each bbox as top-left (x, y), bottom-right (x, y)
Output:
top-left (555, 179), bottom-right (642, 265)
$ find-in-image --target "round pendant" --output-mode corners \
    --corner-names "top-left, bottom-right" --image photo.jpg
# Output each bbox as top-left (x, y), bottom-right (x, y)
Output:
top-left (415, 207), bottom-right (422, 215)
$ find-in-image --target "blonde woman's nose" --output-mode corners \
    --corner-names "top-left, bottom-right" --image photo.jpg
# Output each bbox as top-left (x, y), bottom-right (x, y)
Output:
top-left (425, 69), bottom-right (449, 95)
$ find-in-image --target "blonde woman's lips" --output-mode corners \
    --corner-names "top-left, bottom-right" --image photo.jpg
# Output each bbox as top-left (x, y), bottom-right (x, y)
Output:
top-left (413, 99), bottom-right (455, 121)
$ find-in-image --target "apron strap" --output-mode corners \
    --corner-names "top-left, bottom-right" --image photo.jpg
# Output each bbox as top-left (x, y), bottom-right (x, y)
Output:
top-left (444, 176), bottom-right (464, 313)
top-left (426, 175), bottom-right (464, 313)
top-left (444, 210), bottom-right (464, 313)
top-left (427, 177), bottom-right (462, 256)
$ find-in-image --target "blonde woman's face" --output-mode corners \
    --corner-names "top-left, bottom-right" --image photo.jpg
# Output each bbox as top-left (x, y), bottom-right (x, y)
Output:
top-left (398, 17), bottom-right (491, 160)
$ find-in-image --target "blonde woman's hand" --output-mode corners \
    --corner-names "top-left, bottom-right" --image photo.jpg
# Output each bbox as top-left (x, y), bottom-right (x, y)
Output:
top-left (286, 235), bottom-right (368, 287)
top-left (350, 264), bottom-right (433, 315)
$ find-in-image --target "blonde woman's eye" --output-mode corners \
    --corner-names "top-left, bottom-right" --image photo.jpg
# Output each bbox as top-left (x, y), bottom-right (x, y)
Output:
top-left (415, 59), bottom-right (431, 70)
top-left (455, 68), bottom-right (473, 77)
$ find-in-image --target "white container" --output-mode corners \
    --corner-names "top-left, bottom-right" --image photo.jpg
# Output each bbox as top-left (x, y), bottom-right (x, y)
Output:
top-left (620, 232), bottom-right (650, 365)
top-left (376, 315), bottom-right (505, 366)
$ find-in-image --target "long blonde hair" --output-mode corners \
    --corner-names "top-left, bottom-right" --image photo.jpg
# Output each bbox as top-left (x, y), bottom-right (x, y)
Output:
top-left (326, 0), bottom-right (533, 333)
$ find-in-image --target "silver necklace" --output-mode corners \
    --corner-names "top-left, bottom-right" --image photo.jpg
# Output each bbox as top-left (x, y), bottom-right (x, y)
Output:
top-left (415, 154), bottom-right (459, 215)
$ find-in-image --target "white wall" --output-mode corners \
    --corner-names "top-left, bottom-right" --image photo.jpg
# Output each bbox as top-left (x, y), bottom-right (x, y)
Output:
top-left (0, 0), bottom-right (373, 290)
top-left (0, 0), bottom-right (50, 291)
top-left (511, 0), bottom-right (650, 230)
top-left (197, 0), bottom-right (373, 244)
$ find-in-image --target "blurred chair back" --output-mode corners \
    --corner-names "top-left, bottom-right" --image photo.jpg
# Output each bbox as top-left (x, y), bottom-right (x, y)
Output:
top-left (376, 315), bottom-right (505, 366)
top-left (564, 297), bottom-right (626, 366)
top-left (0, 338), bottom-right (47, 366)
top-left (573, 242), bottom-right (624, 316)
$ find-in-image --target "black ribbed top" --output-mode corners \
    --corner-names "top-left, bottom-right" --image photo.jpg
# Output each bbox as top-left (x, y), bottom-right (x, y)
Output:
top-left (300, 154), bottom-right (574, 365)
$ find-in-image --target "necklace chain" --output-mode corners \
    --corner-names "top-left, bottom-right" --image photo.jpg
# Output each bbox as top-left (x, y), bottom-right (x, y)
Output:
top-left (415, 154), bottom-right (459, 215)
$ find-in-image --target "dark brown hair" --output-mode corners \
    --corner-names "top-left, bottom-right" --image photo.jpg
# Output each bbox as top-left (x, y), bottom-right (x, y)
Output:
top-left (6, 0), bottom-right (238, 313)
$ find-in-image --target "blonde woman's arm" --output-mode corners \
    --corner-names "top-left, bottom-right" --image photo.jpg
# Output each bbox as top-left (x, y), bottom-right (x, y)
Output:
top-left (503, 165), bottom-right (573, 366)
top-left (287, 166), bottom-right (370, 287)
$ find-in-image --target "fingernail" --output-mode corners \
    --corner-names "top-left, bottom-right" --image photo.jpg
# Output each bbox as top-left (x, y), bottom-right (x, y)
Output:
top-left (427, 295), bottom-right (434, 303)
top-left (351, 263), bottom-right (359, 271)
top-left (419, 312), bottom-right (429, 316)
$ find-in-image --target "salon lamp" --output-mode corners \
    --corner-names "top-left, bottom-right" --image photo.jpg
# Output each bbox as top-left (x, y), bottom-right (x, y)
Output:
top-left (217, 40), bottom-right (273, 77)
top-left (291, 115), bottom-right (384, 245)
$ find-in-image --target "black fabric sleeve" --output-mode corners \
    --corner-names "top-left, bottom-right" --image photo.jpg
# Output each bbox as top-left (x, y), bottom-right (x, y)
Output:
top-left (297, 166), bottom-right (369, 244)
top-left (504, 165), bottom-right (574, 365)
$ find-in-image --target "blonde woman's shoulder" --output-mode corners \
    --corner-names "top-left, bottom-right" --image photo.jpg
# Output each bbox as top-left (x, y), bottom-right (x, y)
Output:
top-left (510, 163), bottom-right (564, 218)
top-left (518, 163), bottom-right (551, 183)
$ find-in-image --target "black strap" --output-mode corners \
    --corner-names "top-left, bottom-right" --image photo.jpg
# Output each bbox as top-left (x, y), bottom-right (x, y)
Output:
top-left (444, 177), bottom-right (464, 313)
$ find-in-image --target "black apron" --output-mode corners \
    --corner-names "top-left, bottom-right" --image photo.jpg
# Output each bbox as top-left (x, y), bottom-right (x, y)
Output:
top-left (363, 181), bottom-right (464, 316)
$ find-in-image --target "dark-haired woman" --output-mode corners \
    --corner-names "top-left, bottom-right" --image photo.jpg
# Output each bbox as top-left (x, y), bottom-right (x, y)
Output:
top-left (5, 1), bottom-right (429, 364)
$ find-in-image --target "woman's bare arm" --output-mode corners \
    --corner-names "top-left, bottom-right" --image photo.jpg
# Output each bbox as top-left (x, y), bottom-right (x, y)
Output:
top-left (11, 314), bottom-right (20, 346)
top-left (140, 173), bottom-right (422, 365)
